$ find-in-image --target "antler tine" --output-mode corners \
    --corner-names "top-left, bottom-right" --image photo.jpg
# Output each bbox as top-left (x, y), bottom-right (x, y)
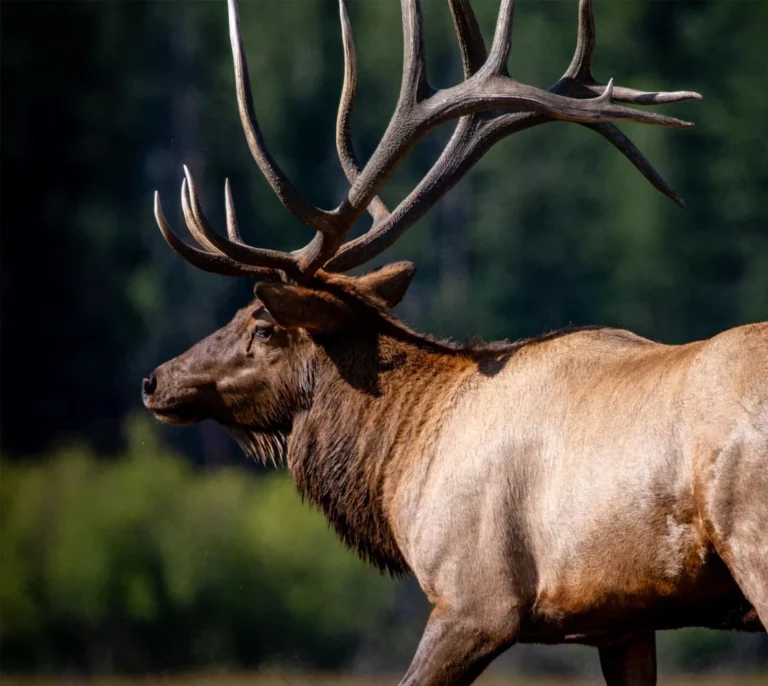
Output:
top-left (154, 192), bottom-right (277, 279)
top-left (587, 122), bottom-right (685, 206)
top-left (426, 74), bottom-right (695, 129)
top-left (333, 0), bottom-right (433, 216)
top-left (181, 167), bottom-right (303, 279)
top-left (227, 0), bottom-right (339, 236)
top-left (224, 179), bottom-right (243, 243)
top-left (485, 0), bottom-right (516, 75)
top-left (565, 0), bottom-right (596, 83)
top-left (180, 174), bottom-right (222, 255)
top-left (335, 0), bottom-right (389, 223)
top-left (561, 0), bottom-right (701, 106)
top-left (399, 0), bottom-right (431, 103)
top-left (448, 0), bottom-right (488, 79)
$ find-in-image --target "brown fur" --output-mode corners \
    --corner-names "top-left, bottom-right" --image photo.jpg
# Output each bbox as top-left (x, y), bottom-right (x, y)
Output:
top-left (144, 268), bottom-right (767, 685)
top-left (289, 328), bottom-right (476, 574)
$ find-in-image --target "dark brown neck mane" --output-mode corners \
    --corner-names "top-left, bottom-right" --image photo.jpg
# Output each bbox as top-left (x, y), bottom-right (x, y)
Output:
top-left (286, 326), bottom-right (474, 575)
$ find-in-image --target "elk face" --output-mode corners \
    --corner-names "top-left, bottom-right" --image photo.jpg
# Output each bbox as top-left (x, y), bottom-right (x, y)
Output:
top-left (142, 264), bottom-right (415, 436)
top-left (142, 302), bottom-right (310, 429)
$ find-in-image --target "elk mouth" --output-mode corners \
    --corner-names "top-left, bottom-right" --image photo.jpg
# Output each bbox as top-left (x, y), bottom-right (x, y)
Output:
top-left (143, 390), bottom-right (205, 426)
top-left (150, 404), bottom-right (202, 426)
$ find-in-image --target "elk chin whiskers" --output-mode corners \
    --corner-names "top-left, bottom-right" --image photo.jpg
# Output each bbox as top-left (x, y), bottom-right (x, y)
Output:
top-left (227, 424), bottom-right (288, 467)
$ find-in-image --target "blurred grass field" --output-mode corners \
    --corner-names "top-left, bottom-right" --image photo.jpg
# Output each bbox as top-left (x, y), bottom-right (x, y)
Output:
top-left (3, 675), bottom-right (768, 686)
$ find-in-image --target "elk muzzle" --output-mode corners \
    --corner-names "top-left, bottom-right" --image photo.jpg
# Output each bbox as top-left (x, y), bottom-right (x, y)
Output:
top-left (141, 359), bottom-right (209, 426)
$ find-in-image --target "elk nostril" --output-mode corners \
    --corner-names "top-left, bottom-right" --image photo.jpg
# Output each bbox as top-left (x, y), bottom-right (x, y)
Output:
top-left (142, 374), bottom-right (158, 397)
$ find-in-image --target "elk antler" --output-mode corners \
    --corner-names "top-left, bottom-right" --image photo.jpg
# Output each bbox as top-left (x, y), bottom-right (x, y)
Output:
top-left (155, 0), bottom-right (700, 282)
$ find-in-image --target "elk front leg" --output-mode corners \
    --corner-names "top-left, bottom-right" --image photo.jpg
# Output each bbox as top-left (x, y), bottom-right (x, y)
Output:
top-left (598, 631), bottom-right (657, 686)
top-left (398, 604), bottom-right (518, 686)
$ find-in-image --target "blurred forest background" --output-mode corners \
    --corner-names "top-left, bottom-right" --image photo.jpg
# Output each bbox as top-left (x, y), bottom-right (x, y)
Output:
top-left (2, 0), bottom-right (767, 680)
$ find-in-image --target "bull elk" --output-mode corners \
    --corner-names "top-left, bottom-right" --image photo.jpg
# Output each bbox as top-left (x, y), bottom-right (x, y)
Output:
top-left (142, 0), bottom-right (767, 683)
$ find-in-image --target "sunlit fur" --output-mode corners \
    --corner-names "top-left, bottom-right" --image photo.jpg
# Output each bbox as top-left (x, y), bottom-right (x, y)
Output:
top-left (145, 264), bottom-right (767, 685)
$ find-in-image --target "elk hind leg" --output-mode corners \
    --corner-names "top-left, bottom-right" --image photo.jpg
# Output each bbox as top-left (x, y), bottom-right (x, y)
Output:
top-left (598, 631), bottom-right (657, 686)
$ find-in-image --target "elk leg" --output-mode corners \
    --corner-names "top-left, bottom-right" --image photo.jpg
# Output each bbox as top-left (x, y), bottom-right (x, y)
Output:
top-left (398, 605), bottom-right (518, 686)
top-left (598, 631), bottom-right (657, 686)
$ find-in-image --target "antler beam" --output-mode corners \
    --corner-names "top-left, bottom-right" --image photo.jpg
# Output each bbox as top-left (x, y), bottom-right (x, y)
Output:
top-left (155, 0), bottom-right (700, 281)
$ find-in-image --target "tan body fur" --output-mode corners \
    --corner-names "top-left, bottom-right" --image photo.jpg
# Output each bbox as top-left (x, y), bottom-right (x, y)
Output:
top-left (144, 266), bottom-right (767, 685)
top-left (281, 319), bottom-right (768, 636)
top-left (385, 324), bottom-right (766, 642)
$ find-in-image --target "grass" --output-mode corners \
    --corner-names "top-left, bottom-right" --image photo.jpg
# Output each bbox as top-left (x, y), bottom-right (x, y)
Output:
top-left (2, 675), bottom-right (767, 686)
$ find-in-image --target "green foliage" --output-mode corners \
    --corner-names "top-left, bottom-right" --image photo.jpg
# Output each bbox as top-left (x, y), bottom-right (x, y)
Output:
top-left (0, 417), bottom-right (393, 672)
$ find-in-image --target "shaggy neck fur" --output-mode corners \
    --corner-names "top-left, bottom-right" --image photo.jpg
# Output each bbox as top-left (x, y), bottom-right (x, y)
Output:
top-left (285, 321), bottom-right (514, 576)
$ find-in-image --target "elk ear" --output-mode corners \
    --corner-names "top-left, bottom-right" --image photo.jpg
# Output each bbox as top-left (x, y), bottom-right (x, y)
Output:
top-left (354, 261), bottom-right (415, 309)
top-left (255, 282), bottom-right (351, 333)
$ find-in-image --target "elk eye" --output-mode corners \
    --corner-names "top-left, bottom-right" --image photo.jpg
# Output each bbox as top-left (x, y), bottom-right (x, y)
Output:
top-left (253, 322), bottom-right (273, 340)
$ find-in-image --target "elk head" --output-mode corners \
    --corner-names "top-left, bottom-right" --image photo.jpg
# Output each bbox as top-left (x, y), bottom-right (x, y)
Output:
top-left (143, 262), bottom-right (415, 440)
top-left (143, 0), bottom-right (699, 457)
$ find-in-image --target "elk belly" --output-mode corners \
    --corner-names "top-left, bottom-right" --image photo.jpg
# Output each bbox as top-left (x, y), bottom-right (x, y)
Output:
top-left (527, 511), bottom-right (738, 635)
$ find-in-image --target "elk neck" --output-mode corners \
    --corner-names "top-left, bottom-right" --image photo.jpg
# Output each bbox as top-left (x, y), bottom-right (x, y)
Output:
top-left (286, 324), bottom-right (490, 576)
